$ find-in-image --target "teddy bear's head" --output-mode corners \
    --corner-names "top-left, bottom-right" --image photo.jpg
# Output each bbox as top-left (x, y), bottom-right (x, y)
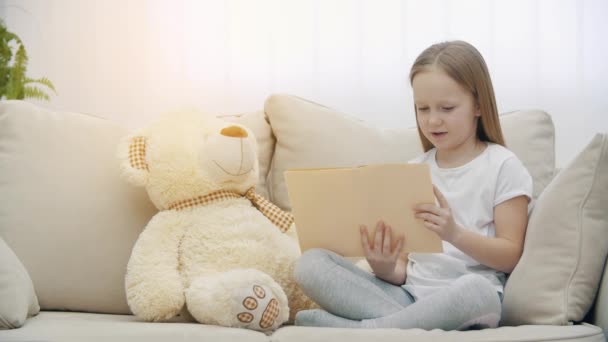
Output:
top-left (118, 110), bottom-right (259, 210)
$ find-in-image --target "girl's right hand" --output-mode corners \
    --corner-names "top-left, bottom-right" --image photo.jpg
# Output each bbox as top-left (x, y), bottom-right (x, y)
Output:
top-left (360, 220), bottom-right (405, 283)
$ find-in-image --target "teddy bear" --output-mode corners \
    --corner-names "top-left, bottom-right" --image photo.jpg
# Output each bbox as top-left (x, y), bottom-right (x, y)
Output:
top-left (117, 110), bottom-right (313, 331)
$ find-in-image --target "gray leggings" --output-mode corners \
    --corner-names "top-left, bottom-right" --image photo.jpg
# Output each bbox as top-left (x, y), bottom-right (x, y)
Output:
top-left (293, 248), bottom-right (502, 330)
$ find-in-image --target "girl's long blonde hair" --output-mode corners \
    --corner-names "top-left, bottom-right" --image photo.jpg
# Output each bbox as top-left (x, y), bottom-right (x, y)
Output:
top-left (409, 40), bottom-right (505, 152)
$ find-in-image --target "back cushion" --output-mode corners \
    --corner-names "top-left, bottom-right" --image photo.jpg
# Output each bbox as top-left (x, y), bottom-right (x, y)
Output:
top-left (0, 101), bottom-right (156, 314)
top-left (0, 101), bottom-right (271, 314)
top-left (501, 133), bottom-right (608, 325)
top-left (264, 94), bottom-right (555, 211)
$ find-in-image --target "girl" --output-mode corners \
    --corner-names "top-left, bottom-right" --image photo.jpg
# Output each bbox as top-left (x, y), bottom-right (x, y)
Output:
top-left (293, 40), bottom-right (533, 330)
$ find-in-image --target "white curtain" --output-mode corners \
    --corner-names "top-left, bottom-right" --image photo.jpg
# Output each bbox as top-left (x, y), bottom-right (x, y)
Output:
top-left (2, 0), bottom-right (607, 166)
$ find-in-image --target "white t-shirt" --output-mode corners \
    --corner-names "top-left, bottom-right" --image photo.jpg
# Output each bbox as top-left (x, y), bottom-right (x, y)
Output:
top-left (403, 143), bottom-right (533, 300)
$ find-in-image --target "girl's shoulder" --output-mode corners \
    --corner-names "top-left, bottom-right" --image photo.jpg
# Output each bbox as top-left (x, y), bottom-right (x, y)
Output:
top-left (485, 143), bottom-right (521, 165)
top-left (485, 143), bottom-right (532, 179)
top-left (486, 142), bottom-right (514, 157)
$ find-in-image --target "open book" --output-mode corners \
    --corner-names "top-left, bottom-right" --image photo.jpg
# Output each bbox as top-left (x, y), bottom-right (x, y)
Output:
top-left (285, 163), bottom-right (443, 257)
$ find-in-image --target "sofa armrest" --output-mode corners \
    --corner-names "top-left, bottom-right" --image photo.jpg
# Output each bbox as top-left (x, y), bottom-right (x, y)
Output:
top-left (586, 257), bottom-right (608, 336)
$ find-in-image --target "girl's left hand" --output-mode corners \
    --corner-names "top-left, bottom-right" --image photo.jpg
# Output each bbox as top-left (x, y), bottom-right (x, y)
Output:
top-left (414, 185), bottom-right (463, 244)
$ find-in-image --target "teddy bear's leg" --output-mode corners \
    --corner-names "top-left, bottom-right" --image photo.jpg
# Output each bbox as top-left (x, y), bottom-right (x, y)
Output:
top-left (185, 268), bottom-right (289, 331)
top-left (125, 214), bottom-right (186, 322)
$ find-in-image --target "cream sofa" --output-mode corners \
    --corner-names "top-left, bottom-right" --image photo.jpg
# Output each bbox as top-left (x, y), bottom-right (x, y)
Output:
top-left (1, 95), bottom-right (607, 342)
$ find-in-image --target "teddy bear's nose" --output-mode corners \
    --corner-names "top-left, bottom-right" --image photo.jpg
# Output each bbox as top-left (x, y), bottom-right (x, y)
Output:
top-left (220, 125), bottom-right (248, 138)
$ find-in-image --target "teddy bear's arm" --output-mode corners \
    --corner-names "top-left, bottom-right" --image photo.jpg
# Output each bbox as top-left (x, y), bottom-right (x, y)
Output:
top-left (125, 213), bottom-right (186, 321)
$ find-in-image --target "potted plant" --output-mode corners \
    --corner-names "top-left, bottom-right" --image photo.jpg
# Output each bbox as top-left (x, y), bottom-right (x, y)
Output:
top-left (0, 18), bottom-right (56, 101)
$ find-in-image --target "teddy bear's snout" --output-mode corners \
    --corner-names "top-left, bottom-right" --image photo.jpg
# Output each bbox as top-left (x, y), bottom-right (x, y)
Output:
top-left (220, 126), bottom-right (248, 139)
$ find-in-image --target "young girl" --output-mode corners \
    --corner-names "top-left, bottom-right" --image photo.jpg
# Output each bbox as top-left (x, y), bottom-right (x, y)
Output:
top-left (293, 40), bottom-right (533, 330)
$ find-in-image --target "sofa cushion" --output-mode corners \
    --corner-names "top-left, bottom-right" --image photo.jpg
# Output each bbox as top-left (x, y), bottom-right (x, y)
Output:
top-left (0, 102), bottom-right (278, 316)
top-left (502, 133), bottom-right (608, 325)
top-left (498, 109), bottom-right (556, 199)
top-left (0, 312), bottom-right (268, 342)
top-left (264, 94), bottom-right (555, 211)
top-left (0, 312), bottom-right (603, 342)
top-left (0, 100), bottom-right (157, 314)
top-left (271, 324), bottom-right (605, 342)
top-left (0, 236), bottom-right (40, 329)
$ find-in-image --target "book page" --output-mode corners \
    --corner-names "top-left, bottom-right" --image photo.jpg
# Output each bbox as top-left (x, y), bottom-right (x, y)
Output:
top-left (285, 164), bottom-right (443, 257)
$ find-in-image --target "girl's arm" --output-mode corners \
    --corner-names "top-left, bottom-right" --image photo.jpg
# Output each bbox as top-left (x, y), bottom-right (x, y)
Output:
top-left (360, 221), bottom-right (408, 285)
top-left (449, 196), bottom-right (528, 273)
top-left (414, 186), bottom-right (528, 273)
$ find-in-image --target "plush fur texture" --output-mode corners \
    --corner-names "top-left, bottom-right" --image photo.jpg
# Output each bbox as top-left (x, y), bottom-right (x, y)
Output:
top-left (118, 110), bottom-right (314, 331)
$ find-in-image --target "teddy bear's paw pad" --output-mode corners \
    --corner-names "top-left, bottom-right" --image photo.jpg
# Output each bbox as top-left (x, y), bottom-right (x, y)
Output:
top-left (243, 296), bottom-right (259, 310)
top-left (237, 312), bottom-right (254, 323)
top-left (260, 298), bottom-right (279, 329)
top-left (236, 284), bottom-right (281, 331)
top-left (253, 285), bottom-right (266, 298)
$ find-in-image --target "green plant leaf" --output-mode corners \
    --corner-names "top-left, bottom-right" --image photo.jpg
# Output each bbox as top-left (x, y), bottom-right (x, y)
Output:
top-left (23, 86), bottom-right (50, 101)
top-left (1, 18), bottom-right (55, 102)
top-left (25, 76), bottom-right (57, 94)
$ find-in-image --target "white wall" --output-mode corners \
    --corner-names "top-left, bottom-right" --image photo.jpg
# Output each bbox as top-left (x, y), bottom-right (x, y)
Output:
top-left (2, 0), bottom-right (607, 166)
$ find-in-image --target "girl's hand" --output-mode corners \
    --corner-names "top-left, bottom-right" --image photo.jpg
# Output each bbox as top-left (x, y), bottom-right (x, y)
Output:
top-left (359, 220), bottom-right (405, 281)
top-left (414, 185), bottom-right (464, 244)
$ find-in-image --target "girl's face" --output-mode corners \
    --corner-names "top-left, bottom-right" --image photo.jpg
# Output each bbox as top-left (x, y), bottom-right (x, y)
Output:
top-left (412, 67), bottom-right (481, 154)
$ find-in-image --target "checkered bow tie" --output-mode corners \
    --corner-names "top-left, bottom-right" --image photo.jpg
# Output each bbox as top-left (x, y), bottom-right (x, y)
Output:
top-left (167, 188), bottom-right (294, 233)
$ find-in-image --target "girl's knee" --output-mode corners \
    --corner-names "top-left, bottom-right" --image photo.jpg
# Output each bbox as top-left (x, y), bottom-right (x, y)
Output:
top-left (456, 274), bottom-right (494, 293)
top-left (457, 273), bottom-right (487, 284)
top-left (294, 248), bottom-right (333, 285)
top-left (455, 274), bottom-right (501, 305)
top-left (301, 248), bottom-right (333, 260)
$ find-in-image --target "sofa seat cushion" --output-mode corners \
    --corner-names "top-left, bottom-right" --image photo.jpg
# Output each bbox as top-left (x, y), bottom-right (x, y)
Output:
top-left (1, 312), bottom-right (603, 342)
top-left (272, 324), bottom-right (605, 342)
top-left (0, 312), bottom-right (269, 342)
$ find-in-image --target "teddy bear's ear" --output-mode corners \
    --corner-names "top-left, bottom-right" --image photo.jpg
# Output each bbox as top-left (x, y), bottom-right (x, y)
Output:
top-left (117, 134), bottom-right (149, 187)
